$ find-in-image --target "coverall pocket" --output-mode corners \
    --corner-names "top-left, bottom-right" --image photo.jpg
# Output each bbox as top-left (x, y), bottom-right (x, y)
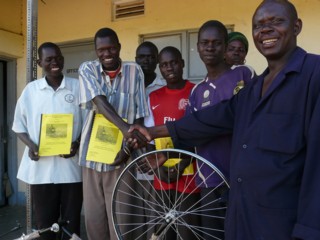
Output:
top-left (259, 113), bottom-right (304, 154)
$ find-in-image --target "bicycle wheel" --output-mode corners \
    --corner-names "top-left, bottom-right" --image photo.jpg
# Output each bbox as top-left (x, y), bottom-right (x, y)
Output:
top-left (112, 149), bottom-right (229, 240)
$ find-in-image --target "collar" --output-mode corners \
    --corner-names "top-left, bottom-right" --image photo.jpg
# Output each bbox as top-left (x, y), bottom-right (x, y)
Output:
top-left (99, 59), bottom-right (123, 78)
top-left (253, 47), bottom-right (307, 105)
top-left (148, 74), bottom-right (166, 87)
top-left (38, 76), bottom-right (68, 90)
top-left (261, 47), bottom-right (306, 78)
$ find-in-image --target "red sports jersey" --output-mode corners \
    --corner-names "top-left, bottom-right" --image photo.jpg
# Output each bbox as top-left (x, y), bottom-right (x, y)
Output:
top-left (149, 80), bottom-right (199, 193)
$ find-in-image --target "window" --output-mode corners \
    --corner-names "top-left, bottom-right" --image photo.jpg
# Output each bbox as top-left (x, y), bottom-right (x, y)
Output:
top-left (140, 25), bottom-right (234, 82)
top-left (59, 41), bottom-right (96, 79)
top-left (112, 0), bottom-right (144, 21)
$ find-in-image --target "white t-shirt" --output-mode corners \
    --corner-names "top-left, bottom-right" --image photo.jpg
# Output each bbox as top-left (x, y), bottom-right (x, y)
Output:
top-left (145, 74), bottom-right (166, 97)
top-left (12, 76), bottom-right (84, 184)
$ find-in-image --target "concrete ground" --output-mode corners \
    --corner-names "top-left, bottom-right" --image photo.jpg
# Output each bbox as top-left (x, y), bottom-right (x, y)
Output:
top-left (0, 205), bottom-right (88, 240)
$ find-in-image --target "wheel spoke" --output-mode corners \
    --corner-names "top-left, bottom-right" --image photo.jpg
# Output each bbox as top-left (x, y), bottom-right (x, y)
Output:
top-left (112, 149), bottom-right (229, 240)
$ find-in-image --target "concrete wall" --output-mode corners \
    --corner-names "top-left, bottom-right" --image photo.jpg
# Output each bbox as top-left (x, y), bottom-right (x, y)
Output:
top-left (36, 0), bottom-right (320, 75)
top-left (0, 0), bottom-right (24, 58)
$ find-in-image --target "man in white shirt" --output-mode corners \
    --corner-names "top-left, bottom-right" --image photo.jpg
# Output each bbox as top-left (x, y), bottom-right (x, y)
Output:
top-left (12, 42), bottom-right (84, 240)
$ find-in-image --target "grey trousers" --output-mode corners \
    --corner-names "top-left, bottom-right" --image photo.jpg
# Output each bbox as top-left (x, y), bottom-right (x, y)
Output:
top-left (83, 167), bottom-right (124, 240)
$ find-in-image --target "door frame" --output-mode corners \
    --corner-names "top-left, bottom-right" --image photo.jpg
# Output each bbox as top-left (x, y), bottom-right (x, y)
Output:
top-left (0, 58), bottom-right (18, 205)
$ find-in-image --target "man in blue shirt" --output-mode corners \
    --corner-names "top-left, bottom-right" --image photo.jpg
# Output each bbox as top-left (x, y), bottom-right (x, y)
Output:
top-left (129, 0), bottom-right (320, 239)
top-left (186, 20), bottom-right (254, 240)
top-left (78, 28), bottom-right (149, 240)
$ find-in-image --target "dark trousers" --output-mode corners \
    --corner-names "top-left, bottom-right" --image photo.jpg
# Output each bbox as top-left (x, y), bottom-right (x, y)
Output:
top-left (31, 182), bottom-right (83, 240)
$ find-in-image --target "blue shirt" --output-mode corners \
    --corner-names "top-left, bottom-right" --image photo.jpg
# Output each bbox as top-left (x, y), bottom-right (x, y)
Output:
top-left (78, 59), bottom-right (148, 171)
top-left (167, 47), bottom-right (320, 240)
top-left (187, 66), bottom-right (255, 187)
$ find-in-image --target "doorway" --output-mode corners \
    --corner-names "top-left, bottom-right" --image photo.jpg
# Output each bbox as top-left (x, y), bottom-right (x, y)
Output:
top-left (0, 60), bottom-right (6, 206)
top-left (0, 59), bottom-right (18, 206)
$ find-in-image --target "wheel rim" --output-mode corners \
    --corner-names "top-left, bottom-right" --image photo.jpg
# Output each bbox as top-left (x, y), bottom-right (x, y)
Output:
top-left (112, 149), bottom-right (229, 240)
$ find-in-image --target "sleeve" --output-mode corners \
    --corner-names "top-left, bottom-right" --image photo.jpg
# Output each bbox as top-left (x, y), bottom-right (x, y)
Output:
top-left (243, 64), bottom-right (257, 80)
top-left (12, 90), bottom-right (28, 134)
top-left (292, 79), bottom-right (320, 239)
top-left (144, 98), bottom-right (155, 128)
top-left (185, 85), bottom-right (196, 116)
top-left (134, 65), bottom-right (149, 119)
top-left (78, 62), bottom-right (104, 109)
top-left (232, 65), bottom-right (256, 85)
top-left (166, 96), bottom-right (236, 148)
top-left (144, 98), bottom-right (155, 145)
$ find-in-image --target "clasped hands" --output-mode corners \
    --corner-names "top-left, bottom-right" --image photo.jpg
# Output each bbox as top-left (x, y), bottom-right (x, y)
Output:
top-left (124, 123), bottom-right (152, 148)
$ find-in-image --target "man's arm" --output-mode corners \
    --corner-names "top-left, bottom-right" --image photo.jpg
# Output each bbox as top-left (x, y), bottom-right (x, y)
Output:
top-left (93, 95), bottom-right (148, 144)
top-left (16, 132), bottom-right (39, 161)
top-left (128, 124), bottom-right (169, 148)
top-left (293, 89), bottom-right (320, 240)
top-left (110, 117), bottom-right (145, 166)
top-left (93, 95), bottom-right (129, 135)
top-left (129, 96), bottom-right (237, 148)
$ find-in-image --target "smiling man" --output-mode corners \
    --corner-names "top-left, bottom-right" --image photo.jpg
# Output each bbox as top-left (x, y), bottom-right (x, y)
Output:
top-left (78, 28), bottom-right (149, 240)
top-left (144, 46), bottom-right (199, 240)
top-left (130, 1), bottom-right (320, 239)
top-left (12, 42), bottom-right (84, 240)
top-left (188, 20), bottom-right (254, 239)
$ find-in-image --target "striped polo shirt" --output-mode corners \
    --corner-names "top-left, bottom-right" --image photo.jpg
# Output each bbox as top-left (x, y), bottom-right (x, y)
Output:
top-left (78, 59), bottom-right (148, 172)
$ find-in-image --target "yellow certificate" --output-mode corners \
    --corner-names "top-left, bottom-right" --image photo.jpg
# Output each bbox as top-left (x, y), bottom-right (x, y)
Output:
top-left (155, 137), bottom-right (194, 175)
top-left (38, 114), bottom-right (73, 156)
top-left (86, 114), bottom-right (123, 164)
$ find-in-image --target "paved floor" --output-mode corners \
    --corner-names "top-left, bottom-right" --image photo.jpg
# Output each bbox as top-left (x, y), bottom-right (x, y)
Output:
top-left (0, 205), bottom-right (88, 240)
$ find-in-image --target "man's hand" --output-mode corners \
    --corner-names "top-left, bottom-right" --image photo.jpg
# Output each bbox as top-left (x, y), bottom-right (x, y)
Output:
top-left (16, 133), bottom-right (40, 161)
top-left (128, 128), bottom-right (149, 148)
top-left (28, 142), bottom-right (39, 161)
top-left (110, 140), bottom-right (135, 166)
top-left (156, 166), bottom-right (179, 183)
top-left (128, 124), bottom-right (152, 148)
top-left (157, 160), bottom-right (189, 183)
top-left (60, 141), bottom-right (80, 158)
top-left (137, 152), bottom-right (167, 174)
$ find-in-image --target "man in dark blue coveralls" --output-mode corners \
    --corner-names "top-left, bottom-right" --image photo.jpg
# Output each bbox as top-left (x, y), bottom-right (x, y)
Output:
top-left (129, 0), bottom-right (320, 239)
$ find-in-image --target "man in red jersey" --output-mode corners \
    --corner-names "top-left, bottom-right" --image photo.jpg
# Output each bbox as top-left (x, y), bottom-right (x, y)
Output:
top-left (145, 46), bottom-right (200, 240)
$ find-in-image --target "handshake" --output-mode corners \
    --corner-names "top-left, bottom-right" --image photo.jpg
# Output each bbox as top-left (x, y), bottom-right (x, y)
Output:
top-left (124, 122), bottom-right (168, 148)
top-left (125, 124), bottom-right (152, 149)
top-left (111, 123), bottom-right (169, 166)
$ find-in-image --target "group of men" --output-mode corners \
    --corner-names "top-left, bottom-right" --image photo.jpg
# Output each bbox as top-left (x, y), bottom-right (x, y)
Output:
top-left (12, 0), bottom-right (320, 240)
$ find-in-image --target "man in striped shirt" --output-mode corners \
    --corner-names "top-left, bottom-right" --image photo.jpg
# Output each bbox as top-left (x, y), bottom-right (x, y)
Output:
top-left (78, 28), bottom-right (149, 240)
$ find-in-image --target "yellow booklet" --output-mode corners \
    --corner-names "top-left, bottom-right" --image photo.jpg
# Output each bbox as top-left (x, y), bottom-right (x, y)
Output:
top-left (86, 114), bottom-right (123, 164)
top-left (38, 114), bottom-right (73, 156)
top-left (155, 137), bottom-right (194, 175)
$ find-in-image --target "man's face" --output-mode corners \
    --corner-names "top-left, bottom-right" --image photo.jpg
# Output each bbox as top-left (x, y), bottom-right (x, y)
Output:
top-left (38, 47), bottom-right (64, 78)
top-left (95, 36), bottom-right (121, 71)
top-left (135, 46), bottom-right (158, 75)
top-left (158, 51), bottom-right (184, 86)
top-left (252, 2), bottom-right (300, 60)
top-left (197, 27), bottom-right (226, 67)
top-left (225, 40), bottom-right (247, 65)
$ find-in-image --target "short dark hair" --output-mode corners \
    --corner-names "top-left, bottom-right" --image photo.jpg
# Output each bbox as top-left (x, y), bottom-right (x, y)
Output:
top-left (198, 20), bottom-right (228, 44)
top-left (38, 42), bottom-right (60, 59)
top-left (257, 0), bottom-right (298, 21)
top-left (159, 46), bottom-right (182, 59)
top-left (94, 28), bottom-right (119, 47)
top-left (136, 41), bottom-right (159, 55)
